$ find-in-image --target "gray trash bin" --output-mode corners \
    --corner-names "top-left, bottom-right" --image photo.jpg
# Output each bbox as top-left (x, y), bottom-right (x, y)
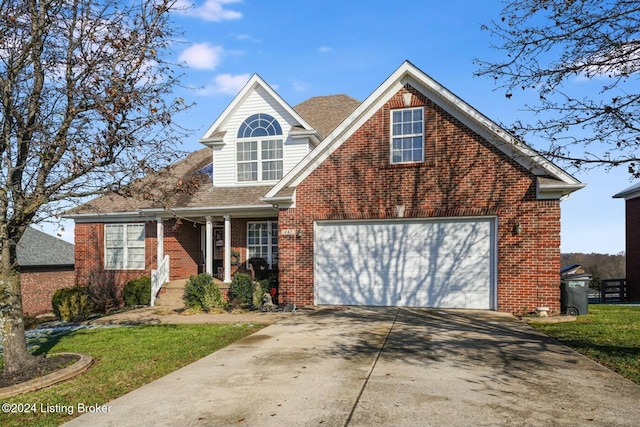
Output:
top-left (560, 273), bottom-right (591, 315)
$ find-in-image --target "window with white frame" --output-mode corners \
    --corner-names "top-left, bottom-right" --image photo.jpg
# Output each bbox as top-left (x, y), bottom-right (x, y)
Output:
top-left (391, 107), bottom-right (424, 164)
top-left (247, 221), bottom-right (278, 268)
top-left (236, 114), bottom-right (283, 182)
top-left (105, 224), bottom-right (145, 270)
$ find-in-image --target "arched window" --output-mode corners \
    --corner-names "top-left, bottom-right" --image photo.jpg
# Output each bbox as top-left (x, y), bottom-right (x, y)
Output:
top-left (236, 114), bottom-right (284, 182)
top-left (237, 113), bottom-right (283, 138)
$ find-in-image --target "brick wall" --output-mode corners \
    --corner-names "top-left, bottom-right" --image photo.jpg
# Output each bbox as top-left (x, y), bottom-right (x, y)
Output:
top-left (73, 218), bottom-right (273, 290)
top-left (278, 85), bottom-right (561, 314)
top-left (626, 197), bottom-right (640, 301)
top-left (74, 221), bottom-right (157, 292)
top-left (164, 219), bottom-right (200, 280)
top-left (20, 267), bottom-right (75, 316)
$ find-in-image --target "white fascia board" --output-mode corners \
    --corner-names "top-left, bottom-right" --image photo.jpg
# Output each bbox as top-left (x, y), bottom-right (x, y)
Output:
top-left (64, 212), bottom-right (146, 223)
top-left (199, 74), bottom-right (317, 145)
top-left (140, 205), bottom-right (277, 218)
top-left (613, 181), bottom-right (640, 200)
top-left (290, 129), bottom-right (322, 144)
top-left (537, 180), bottom-right (587, 200)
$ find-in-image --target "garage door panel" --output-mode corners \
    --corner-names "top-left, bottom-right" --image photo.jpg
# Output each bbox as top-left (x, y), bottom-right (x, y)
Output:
top-left (314, 218), bottom-right (495, 309)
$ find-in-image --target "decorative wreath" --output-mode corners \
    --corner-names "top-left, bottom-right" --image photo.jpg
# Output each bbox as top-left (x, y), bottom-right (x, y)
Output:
top-left (230, 250), bottom-right (241, 265)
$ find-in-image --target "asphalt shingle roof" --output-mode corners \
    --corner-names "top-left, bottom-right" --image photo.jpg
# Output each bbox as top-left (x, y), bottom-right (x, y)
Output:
top-left (17, 227), bottom-right (75, 267)
top-left (294, 94), bottom-right (360, 138)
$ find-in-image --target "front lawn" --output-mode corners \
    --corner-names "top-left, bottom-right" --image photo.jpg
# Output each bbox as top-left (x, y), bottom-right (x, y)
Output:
top-left (0, 323), bottom-right (263, 426)
top-left (530, 305), bottom-right (640, 385)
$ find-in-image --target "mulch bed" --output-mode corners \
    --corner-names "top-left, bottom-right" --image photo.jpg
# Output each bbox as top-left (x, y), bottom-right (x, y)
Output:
top-left (0, 354), bottom-right (79, 388)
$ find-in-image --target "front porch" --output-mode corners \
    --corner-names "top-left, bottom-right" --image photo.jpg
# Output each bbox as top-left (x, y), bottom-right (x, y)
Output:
top-left (150, 215), bottom-right (278, 306)
top-left (152, 276), bottom-right (230, 308)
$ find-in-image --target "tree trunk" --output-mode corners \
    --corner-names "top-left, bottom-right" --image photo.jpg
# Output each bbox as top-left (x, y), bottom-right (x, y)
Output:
top-left (1, 263), bottom-right (41, 376)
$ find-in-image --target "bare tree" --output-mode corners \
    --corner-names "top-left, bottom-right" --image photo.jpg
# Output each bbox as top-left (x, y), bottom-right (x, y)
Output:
top-left (0, 0), bottom-right (190, 375)
top-left (475, 0), bottom-right (640, 177)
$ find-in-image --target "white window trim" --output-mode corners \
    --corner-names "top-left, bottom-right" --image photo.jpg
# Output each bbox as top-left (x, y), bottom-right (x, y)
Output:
top-left (246, 221), bottom-right (278, 268)
top-left (236, 139), bottom-right (283, 183)
top-left (390, 106), bottom-right (425, 164)
top-left (104, 223), bottom-right (146, 270)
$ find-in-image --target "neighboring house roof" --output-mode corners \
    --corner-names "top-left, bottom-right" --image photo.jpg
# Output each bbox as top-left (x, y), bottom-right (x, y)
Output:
top-left (264, 60), bottom-right (585, 202)
top-left (293, 95), bottom-right (361, 138)
top-left (613, 181), bottom-right (640, 200)
top-left (17, 227), bottom-right (74, 267)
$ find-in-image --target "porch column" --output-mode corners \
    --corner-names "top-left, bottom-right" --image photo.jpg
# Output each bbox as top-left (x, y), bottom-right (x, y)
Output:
top-left (224, 215), bottom-right (231, 283)
top-left (205, 216), bottom-right (213, 276)
top-left (156, 216), bottom-right (164, 267)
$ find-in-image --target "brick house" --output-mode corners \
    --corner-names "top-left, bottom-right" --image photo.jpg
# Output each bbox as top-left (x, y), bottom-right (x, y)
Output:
top-left (17, 227), bottom-right (75, 316)
top-left (66, 61), bottom-right (584, 314)
top-left (613, 182), bottom-right (640, 301)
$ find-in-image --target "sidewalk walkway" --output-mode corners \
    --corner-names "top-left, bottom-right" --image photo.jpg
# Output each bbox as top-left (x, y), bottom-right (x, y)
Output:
top-left (82, 306), bottom-right (291, 326)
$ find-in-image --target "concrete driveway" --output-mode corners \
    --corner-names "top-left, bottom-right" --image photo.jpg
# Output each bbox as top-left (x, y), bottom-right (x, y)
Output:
top-left (64, 307), bottom-right (640, 427)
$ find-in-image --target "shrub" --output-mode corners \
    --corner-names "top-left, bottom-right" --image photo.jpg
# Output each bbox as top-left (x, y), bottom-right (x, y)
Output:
top-left (183, 273), bottom-right (223, 312)
top-left (252, 278), bottom-right (271, 308)
top-left (228, 273), bottom-right (255, 308)
top-left (86, 270), bottom-right (121, 314)
top-left (122, 276), bottom-right (152, 306)
top-left (51, 286), bottom-right (94, 322)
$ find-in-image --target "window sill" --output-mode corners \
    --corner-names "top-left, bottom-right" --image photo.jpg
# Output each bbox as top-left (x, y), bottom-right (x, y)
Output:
top-left (386, 161), bottom-right (433, 169)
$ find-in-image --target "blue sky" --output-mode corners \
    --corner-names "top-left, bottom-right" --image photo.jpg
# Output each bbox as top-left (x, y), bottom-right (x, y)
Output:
top-left (51, 0), bottom-right (632, 254)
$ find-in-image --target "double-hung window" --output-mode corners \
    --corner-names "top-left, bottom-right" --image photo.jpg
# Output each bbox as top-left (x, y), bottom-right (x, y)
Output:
top-left (391, 107), bottom-right (424, 164)
top-left (247, 221), bottom-right (278, 268)
top-left (105, 224), bottom-right (145, 270)
top-left (237, 114), bottom-right (283, 182)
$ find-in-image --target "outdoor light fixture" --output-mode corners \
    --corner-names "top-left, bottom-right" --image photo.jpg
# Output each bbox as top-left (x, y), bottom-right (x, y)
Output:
top-left (513, 222), bottom-right (523, 235)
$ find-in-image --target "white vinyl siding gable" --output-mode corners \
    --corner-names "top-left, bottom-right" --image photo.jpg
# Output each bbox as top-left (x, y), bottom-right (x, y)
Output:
top-left (210, 86), bottom-right (315, 187)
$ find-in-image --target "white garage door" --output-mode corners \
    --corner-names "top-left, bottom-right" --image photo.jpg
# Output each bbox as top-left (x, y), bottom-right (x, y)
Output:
top-left (314, 218), bottom-right (496, 309)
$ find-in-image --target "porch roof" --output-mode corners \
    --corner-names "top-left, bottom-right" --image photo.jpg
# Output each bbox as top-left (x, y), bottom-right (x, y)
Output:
top-left (65, 149), bottom-right (275, 219)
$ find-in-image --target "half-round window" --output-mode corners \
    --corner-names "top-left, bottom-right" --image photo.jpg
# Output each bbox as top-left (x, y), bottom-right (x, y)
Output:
top-left (237, 113), bottom-right (283, 138)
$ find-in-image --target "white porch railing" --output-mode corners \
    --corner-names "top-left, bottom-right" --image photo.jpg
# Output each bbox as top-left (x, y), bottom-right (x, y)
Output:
top-left (150, 255), bottom-right (170, 307)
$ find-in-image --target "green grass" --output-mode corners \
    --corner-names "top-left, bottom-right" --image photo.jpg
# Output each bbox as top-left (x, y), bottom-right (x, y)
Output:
top-left (530, 305), bottom-right (640, 385)
top-left (0, 323), bottom-right (263, 426)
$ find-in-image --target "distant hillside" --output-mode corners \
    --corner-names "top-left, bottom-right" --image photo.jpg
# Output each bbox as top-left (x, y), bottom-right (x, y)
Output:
top-left (561, 252), bottom-right (625, 283)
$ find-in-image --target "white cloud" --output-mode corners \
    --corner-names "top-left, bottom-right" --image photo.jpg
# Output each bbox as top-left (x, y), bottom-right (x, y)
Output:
top-left (178, 43), bottom-right (223, 70)
top-left (199, 73), bottom-right (250, 96)
top-left (291, 79), bottom-right (310, 92)
top-left (176, 0), bottom-right (243, 22)
top-left (317, 46), bottom-right (332, 53)
top-left (234, 33), bottom-right (262, 43)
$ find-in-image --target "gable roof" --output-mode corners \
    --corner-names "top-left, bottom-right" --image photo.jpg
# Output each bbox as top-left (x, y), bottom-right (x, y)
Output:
top-left (199, 74), bottom-right (321, 146)
top-left (17, 227), bottom-right (74, 267)
top-left (293, 95), bottom-right (360, 138)
top-left (264, 60), bottom-right (585, 202)
top-left (613, 181), bottom-right (640, 200)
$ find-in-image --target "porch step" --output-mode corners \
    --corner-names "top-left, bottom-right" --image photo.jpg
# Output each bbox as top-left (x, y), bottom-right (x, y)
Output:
top-left (154, 280), bottom-right (187, 308)
top-left (164, 279), bottom-right (187, 289)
